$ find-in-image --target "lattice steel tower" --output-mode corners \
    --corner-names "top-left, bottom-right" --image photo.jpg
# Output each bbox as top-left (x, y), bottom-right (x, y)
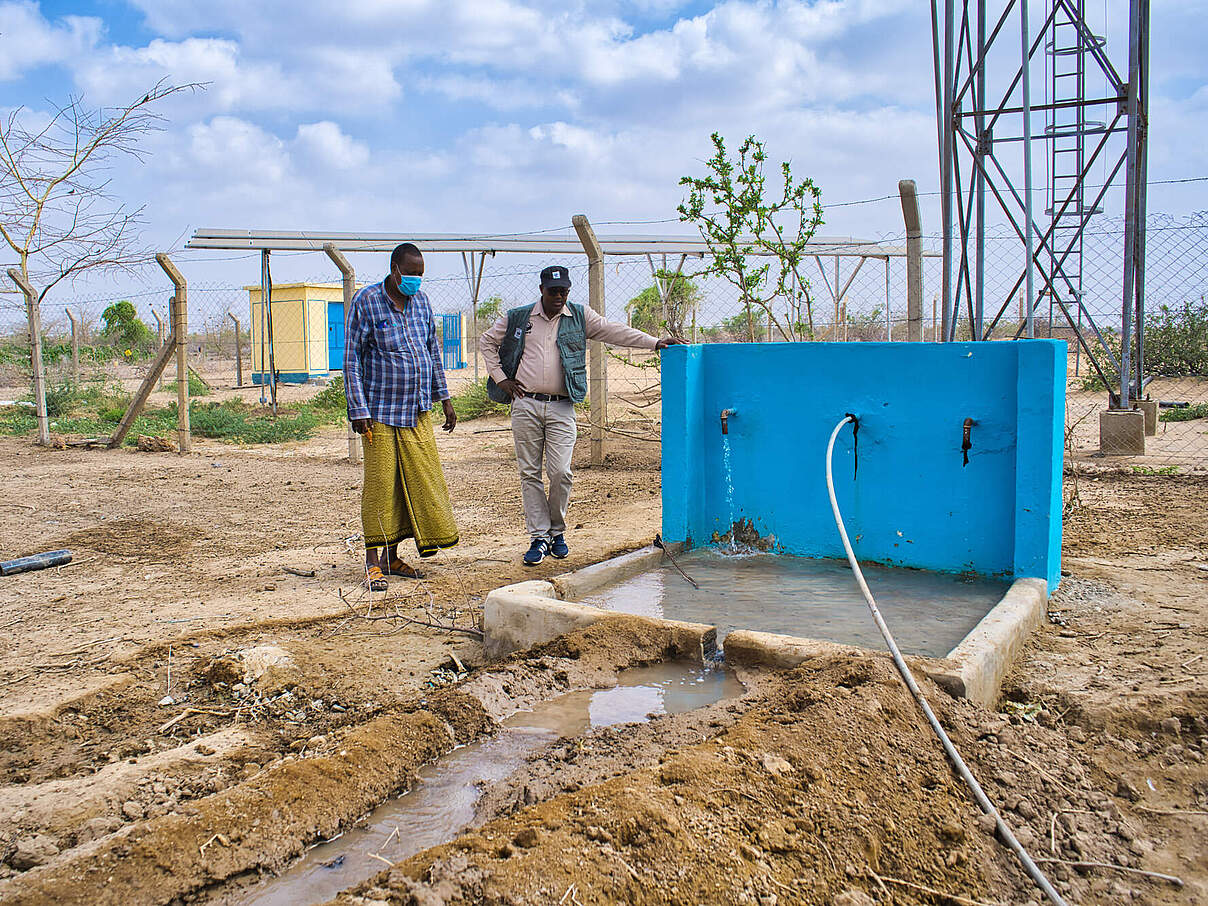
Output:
top-left (932, 0), bottom-right (1150, 409)
top-left (1043, 0), bottom-right (1106, 341)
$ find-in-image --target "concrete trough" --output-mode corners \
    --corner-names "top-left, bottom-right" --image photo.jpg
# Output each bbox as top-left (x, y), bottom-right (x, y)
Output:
top-left (482, 573), bottom-right (717, 664)
top-left (483, 545), bottom-right (1048, 707)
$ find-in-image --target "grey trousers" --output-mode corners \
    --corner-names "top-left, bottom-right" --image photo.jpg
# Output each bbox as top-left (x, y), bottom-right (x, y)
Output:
top-left (511, 396), bottom-right (577, 540)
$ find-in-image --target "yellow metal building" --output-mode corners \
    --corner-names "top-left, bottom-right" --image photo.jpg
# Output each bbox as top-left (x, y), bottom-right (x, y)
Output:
top-left (246, 282), bottom-right (470, 384)
top-left (246, 282), bottom-right (350, 384)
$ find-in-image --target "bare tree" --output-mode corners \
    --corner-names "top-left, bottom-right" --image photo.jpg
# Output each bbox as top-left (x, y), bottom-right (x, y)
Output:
top-left (0, 80), bottom-right (199, 442)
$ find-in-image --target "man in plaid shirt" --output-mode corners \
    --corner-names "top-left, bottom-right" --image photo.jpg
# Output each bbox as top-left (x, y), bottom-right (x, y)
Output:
top-left (345, 243), bottom-right (458, 590)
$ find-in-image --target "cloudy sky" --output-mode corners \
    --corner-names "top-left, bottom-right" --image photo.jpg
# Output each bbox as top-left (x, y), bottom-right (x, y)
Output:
top-left (1, 0), bottom-right (1206, 297)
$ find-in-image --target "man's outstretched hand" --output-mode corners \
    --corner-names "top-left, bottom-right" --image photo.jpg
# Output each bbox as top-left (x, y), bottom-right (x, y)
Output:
top-left (442, 399), bottom-right (457, 433)
top-left (655, 337), bottom-right (688, 350)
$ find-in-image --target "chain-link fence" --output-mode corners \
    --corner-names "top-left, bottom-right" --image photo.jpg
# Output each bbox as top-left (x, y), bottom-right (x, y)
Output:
top-left (2, 211), bottom-right (1204, 468)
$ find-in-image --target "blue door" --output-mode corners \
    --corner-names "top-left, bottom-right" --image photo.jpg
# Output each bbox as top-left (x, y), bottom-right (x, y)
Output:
top-left (327, 302), bottom-right (345, 371)
top-left (441, 313), bottom-right (465, 370)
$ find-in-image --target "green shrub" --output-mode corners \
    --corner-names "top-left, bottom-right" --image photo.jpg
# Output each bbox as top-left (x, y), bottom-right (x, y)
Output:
top-left (1079, 330), bottom-right (1124, 391)
top-left (164, 371), bottom-right (211, 397)
top-left (311, 375), bottom-right (346, 410)
top-left (41, 381), bottom-right (83, 418)
top-left (625, 272), bottom-right (700, 336)
top-left (477, 294), bottom-right (504, 326)
top-left (1145, 300), bottom-right (1208, 377)
top-left (1080, 301), bottom-right (1208, 391)
top-left (100, 300), bottom-right (154, 353)
top-left (450, 378), bottom-right (510, 421)
top-left (1159, 402), bottom-right (1208, 423)
top-left (189, 401), bottom-right (321, 444)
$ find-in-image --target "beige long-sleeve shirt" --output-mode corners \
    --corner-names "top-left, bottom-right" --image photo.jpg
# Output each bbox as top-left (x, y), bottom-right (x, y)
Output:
top-left (480, 301), bottom-right (658, 396)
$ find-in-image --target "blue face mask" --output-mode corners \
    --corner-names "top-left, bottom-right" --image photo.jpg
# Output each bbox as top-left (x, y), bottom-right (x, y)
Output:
top-left (396, 274), bottom-right (422, 296)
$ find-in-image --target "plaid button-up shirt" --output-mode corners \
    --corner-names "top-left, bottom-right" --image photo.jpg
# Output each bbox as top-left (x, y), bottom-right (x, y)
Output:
top-left (344, 280), bottom-right (450, 428)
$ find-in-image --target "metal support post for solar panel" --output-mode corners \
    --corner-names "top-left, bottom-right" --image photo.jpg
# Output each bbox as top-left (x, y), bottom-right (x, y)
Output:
top-left (228, 313), bottom-right (243, 389)
top-left (7, 268), bottom-right (49, 445)
top-left (157, 253), bottom-right (190, 454)
top-left (1020, 0), bottom-right (1036, 340)
top-left (834, 256), bottom-right (840, 339)
top-left (324, 243), bottom-right (359, 463)
top-left (572, 214), bottom-right (607, 467)
top-left (260, 250), bottom-right (278, 414)
top-left (461, 250), bottom-right (487, 382)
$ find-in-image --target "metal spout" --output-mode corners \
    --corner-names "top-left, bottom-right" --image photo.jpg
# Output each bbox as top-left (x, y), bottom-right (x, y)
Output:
top-left (720, 408), bottom-right (736, 435)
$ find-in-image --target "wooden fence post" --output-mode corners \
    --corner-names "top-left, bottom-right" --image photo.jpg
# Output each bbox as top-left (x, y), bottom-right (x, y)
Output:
top-left (156, 254), bottom-right (190, 454)
top-left (7, 269), bottom-right (49, 445)
top-left (107, 327), bottom-right (178, 449)
top-left (898, 179), bottom-right (924, 342)
top-left (65, 308), bottom-right (81, 383)
top-left (151, 308), bottom-right (166, 390)
top-left (323, 243), bottom-right (360, 464)
top-left (572, 215), bottom-right (607, 467)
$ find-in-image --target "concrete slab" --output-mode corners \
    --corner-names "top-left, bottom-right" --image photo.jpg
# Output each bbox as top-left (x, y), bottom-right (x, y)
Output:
top-left (552, 543), bottom-right (680, 600)
top-left (1099, 408), bottom-right (1146, 455)
top-left (936, 577), bottom-right (1047, 706)
top-left (723, 630), bottom-right (858, 668)
top-left (490, 553), bottom-right (1047, 707)
top-left (483, 579), bottom-right (716, 663)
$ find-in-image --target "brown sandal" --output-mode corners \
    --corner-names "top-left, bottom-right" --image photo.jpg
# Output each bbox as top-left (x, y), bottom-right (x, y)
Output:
top-left (363, 565), bottom-right (388, 591)
top-left (384, 558), bottom-right (425, 580)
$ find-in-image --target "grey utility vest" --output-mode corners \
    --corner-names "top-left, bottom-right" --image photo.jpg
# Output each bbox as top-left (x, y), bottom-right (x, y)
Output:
top-left (487, 303), bottom-right (588, 404)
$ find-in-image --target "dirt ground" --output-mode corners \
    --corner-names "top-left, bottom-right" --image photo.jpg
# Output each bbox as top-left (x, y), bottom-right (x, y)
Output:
top-left (0, 409), bottom-right (1205, 904)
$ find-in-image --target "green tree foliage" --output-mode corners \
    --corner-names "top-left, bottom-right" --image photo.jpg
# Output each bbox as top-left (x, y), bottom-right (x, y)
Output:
top-left (477, 294), bottom-right (504, 326)
top-left (625, 271), bottom-right (700, 336)
top-left (1145, 300), bottom-right (1208, 376)
top-left (679, 132), bottom-right (824, 342)
top-left (100, 300), bottom-right (154, 352)
top-left (720, 310), bottom-right (766, 341)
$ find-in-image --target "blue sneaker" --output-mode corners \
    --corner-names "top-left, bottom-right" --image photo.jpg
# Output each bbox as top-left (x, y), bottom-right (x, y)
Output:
top-left (549, 534), bottom-right (569, 559)
top-left (523, 538), bottom-right (549, 566)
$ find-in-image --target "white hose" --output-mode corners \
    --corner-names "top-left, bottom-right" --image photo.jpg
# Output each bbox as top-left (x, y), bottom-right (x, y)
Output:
top-left (824, 416), bottom-right (1068, 906)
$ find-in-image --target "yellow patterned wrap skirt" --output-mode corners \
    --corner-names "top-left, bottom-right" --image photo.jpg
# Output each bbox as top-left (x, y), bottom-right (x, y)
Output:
top-left (360, 412), bottom-right (459, 557)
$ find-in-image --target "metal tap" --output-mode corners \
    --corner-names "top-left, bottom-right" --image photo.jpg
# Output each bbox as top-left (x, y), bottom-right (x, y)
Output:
top-left (720, 408), bottom-right (736, 435)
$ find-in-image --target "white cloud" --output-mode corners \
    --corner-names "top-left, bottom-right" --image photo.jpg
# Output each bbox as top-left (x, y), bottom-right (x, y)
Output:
top-left (294, 121), bottom-right (370, 169)
top-left (73, 36), bottom-right (400, 114)
top-left (2, 0), bottom-right (1204, 302)
top-left (0, 1), bottom-right (101, 81)
top-left (186, 116), bottom-right (290, 186)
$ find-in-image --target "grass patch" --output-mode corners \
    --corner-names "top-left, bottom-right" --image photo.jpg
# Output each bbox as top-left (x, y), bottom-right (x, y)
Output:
top-left (0, 386), bottom-right (343, 446)
top-left (450, 378), bottom-right (510, 421)
top-left (1159, 402), bottom-right (1208, 422)
top-left (0, 407), bottom-right (37, 434)
top-left (1131, 465), bottom-right (1180, 476)
top-left (190, 401), bottom-right (322, 444)
top-left (164, 371), bottom-right (212, 397)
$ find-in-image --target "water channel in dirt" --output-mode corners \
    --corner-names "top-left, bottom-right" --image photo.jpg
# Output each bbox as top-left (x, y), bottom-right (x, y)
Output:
top-left (230, 662), bottom-right (744, 906)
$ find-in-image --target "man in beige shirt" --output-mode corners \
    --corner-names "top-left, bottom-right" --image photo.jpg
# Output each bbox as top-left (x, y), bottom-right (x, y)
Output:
top-left (480, 264), bottom-right (685, 565)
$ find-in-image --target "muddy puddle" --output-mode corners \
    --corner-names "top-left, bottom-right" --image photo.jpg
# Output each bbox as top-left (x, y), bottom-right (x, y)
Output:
top-left (230, 662), bottom-right (744, 906)
top-left (581, 548), bottom-right (1010, 657)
